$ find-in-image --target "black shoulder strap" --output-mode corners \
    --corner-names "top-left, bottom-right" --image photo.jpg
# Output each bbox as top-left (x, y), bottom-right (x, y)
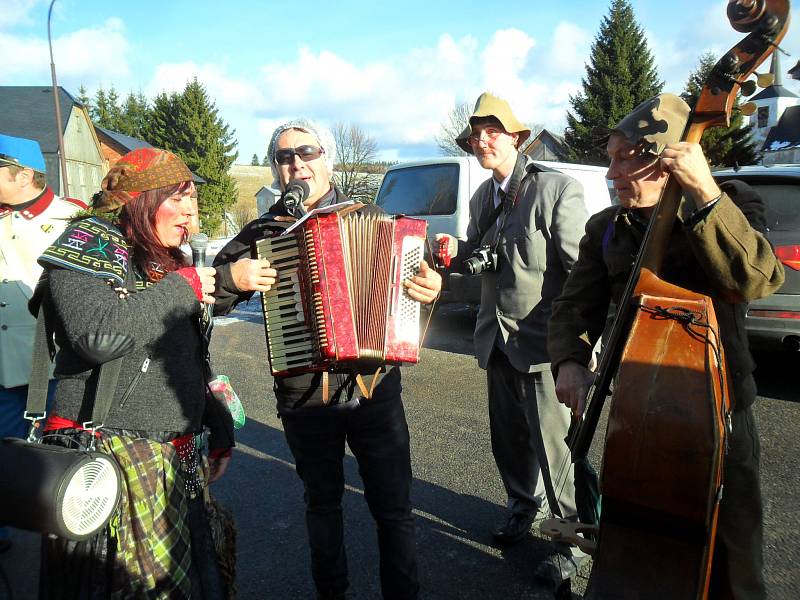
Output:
top-left (25, 261), bottom-right (137, 433)
top-left (474, 153), bottom-right (532, 245)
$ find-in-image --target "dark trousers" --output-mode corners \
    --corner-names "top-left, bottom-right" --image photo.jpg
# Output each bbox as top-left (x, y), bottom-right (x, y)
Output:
top-left (186, 494), bottom-right (227, 600)
top-left (709, 406), bottom-right (766, 599)
top-left (282, 397), bottom-right (419, 600)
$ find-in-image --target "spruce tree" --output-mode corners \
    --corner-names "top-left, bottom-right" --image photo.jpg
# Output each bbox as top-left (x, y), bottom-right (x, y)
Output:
top-left (147, 79), bottom-right (239, 234)
top-left (146, 92), bottom-right (181, 147)
top-left (261, 154), bottom-right (269, 167)
top-left (564, 0), bottom-right (663, 165)
top-left (106, 86), bottom-right (122, 130)
top-left (117, 92), bottom-right (151, 139)
top-left (91, 87), bottom-right (111, 127)
top-left (77, 84), bottom-right (91, 109)
top-left (250, 153), bottom-right (259, 166)
top-left (681, 52), bottom-right (760, 167)
top-left (91, 85), bottom-right (124, 131)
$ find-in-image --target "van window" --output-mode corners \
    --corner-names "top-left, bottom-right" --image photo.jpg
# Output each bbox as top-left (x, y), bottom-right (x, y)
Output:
top-left (749, 183), bottom-right (800, 231)
top-left (376, 164), bottom-right (458, 216)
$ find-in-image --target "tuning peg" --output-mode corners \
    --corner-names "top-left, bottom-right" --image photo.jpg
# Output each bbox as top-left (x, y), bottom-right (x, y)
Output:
top-left (740, 102), bottom-right (757, 116)
top-left (740, 80), bottom-right (758, 96)
top-left (756, 72), bottom-right (775, 87)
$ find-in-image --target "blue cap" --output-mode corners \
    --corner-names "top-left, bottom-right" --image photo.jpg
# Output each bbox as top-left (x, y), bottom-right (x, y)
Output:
top-left (0, 134), bottom-right (46, 173)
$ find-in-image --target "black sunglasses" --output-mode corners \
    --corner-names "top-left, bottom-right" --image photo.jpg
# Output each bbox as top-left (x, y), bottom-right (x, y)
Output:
top-left (274, 145), bottom-right (325, 166)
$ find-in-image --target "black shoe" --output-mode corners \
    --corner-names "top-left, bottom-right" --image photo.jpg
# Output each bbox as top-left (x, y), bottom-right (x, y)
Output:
top-left (534, 552), bottom-right (587, 588)
top-left (492, 512), bottom-right (536, 545)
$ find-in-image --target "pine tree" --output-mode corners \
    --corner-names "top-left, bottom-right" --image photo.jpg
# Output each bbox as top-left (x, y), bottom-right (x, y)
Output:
top-left (77, 84), bottom-right (91, 110)
top-left (146, 92), bottom-right (181, 147)
top-left (564, 0), bottom-right (663, 165)
top-left (90, 85), bottom-right (124, 131)
top-left (147, 79), bottom-right (239, 234)
top-left (106, 85), bottom-right (122, 130)
top-left (117, 92), bottom-right (151, 139)
top-left (261, 154), bottom-right (269, 167)
top-left (681, 52), bottom-right (760, 167)
top-left (91, 86), bottom-right (111, 127)
top-left (250, 153), bottom-right (259, 166)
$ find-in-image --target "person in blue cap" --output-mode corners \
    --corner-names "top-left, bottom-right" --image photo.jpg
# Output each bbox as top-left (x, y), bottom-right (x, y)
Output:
top-left (0, 133), bottom-right (87, 553)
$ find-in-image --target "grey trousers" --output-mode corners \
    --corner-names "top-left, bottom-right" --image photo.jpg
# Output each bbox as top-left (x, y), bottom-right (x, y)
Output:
top-left (487, 349), bottom-right (578, 521)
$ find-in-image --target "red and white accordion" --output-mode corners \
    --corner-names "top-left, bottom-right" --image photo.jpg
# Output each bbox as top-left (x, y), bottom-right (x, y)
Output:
top-left (255, 207), bottom-right (428, 376)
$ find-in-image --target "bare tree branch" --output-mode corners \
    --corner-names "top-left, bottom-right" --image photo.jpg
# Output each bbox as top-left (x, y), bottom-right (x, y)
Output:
top-left (435, 101), bottom-right (471, 156)
top-left (228, 200), bottom-right (257, 233)
top-left (332, 122), bottom-right (381, 202)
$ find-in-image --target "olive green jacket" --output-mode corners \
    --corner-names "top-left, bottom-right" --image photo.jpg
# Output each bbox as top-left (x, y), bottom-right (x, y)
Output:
top-left (548, 180), bottom-right (785, 410)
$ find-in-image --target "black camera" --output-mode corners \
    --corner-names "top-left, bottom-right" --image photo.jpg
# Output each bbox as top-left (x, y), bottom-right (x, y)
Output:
top-left (463, 245), bottom-right (498, 275)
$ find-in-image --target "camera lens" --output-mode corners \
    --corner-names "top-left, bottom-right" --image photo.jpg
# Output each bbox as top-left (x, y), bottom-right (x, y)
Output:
top-left (464, 255), bottom-right (486, 275)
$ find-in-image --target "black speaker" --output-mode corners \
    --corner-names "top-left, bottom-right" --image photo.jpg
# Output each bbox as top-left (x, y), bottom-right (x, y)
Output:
top-left (0, 437), bottom-right (121, 540)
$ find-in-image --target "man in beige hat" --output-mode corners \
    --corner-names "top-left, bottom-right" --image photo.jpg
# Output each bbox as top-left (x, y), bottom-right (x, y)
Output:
top-left (436, 92), bottom-right (590, 587)
top-left (549, 93), bottom-right (784, 598)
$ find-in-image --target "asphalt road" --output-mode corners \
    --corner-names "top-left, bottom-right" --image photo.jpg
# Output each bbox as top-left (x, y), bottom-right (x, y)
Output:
top-left (1, 301), bottom-right (798, 599)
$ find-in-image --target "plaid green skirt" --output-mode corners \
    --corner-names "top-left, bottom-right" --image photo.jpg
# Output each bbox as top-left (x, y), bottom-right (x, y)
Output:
top-left (39, 430), bottom-right (209, 600)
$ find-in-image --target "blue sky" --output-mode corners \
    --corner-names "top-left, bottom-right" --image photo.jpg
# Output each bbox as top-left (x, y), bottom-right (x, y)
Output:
top-left (2, 0), bottom-right (799, 162)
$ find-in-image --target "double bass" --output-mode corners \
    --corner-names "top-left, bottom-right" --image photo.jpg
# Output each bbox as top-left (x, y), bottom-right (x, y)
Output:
top-left (542, 1), bottom-right (790, 598)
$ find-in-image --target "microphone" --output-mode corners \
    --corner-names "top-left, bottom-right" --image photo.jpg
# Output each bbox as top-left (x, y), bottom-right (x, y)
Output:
top-left (188, 232), bottom-right (209, 267)
top-left (188, 232), bottom-right (214, 336)
top-left (282, 179), bottom-right (310, 216)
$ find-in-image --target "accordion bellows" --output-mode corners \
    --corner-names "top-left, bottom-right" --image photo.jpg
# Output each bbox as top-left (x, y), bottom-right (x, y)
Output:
top-left (255, 210), bottom-right (427, 376)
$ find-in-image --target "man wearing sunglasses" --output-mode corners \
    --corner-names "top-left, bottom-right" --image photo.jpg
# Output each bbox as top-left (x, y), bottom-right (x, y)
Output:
top-left (212, 119), bottom-right (440, 600)
top-left (434, 92), bottom-right (590, 588)
top-left (548, 93), bottom-right (784, 599)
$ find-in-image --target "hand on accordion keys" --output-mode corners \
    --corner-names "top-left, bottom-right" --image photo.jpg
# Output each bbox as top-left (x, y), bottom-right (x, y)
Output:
top-left (230, 257), bottom-right (278, 293)
top-left (403, 260), bottom-right (441, 305)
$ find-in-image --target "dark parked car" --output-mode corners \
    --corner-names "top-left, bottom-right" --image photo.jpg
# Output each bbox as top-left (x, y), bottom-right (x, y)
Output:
top-left (714, 164), bottom-right (800, 353)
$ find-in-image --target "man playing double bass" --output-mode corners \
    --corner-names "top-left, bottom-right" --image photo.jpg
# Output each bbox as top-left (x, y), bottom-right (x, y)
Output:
top-left (548, 93), bottom-right (784, 598)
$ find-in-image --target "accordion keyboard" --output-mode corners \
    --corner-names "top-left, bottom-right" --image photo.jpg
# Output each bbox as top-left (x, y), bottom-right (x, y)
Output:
top-left (255, 235), bottom-right (316, 372)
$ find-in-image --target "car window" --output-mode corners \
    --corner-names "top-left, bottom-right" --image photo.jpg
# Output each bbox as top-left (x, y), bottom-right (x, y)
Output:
top-left (376, 164), bottom-right (458, 216)
top-left (747, 183), bottom-right (800, 232)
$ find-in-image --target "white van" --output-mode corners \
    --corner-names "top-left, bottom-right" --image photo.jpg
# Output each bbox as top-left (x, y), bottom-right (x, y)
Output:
top-left (375, 156), bottom-right (613, 305)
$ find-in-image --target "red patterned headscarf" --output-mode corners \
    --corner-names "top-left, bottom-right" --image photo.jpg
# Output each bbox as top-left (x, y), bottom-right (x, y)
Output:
top-left (95, 148), bottom-right (194, 213)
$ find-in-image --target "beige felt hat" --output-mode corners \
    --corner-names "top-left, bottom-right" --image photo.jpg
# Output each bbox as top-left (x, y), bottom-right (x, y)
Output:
top-left (455, 92), bottom-right (531, 155)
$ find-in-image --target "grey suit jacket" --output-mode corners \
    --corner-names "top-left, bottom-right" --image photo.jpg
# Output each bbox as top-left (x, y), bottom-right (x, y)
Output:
top-left (456, 157), bottom-right (588, 373)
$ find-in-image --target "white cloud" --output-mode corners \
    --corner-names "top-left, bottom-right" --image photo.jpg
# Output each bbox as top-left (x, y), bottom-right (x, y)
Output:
top-left (0, 18), bottom-right (130, 86)
top-left (545, 22), bottom-right (592, 76)
top-left (147, 25), bottom-right (597, 158)
top-left (0, 0), bottom-right (40, 30)
top-left (147, 61), bottom-right (264, 108)
top-left (480, 28), bottom-right (536, 94)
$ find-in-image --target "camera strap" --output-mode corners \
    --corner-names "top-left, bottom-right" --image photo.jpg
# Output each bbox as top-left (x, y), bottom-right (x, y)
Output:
top-left (481, 153), bottom-right (531, 248)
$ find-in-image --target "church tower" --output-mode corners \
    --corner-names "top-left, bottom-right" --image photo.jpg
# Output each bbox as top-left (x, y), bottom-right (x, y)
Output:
top-left (748, 52), bottom-right (800, 147)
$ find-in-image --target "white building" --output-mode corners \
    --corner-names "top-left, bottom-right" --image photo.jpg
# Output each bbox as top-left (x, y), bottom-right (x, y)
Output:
top-left (747, 53), bottom-right (800, 152)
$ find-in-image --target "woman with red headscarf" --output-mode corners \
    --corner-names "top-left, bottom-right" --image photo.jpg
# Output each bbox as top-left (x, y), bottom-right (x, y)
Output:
top-left (34, 148), bottom-right (233, 599)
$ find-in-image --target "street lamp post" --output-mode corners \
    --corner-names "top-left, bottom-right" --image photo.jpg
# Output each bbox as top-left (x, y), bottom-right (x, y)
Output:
top-left (47, 0), bottom-right (69, 196)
